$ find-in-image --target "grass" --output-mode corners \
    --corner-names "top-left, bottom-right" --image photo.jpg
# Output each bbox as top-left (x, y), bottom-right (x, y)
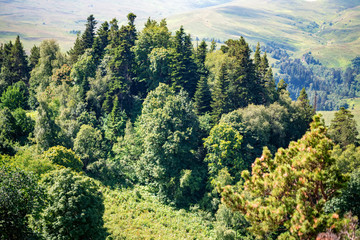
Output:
top-left (103, 186), bottom-right (214, 239)
top-left (317, 98), bottom-right (360, 131)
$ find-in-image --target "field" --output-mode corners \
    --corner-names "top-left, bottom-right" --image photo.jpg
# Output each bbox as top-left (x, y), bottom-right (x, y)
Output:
top-left (318, 98), bottom-right (360, 131)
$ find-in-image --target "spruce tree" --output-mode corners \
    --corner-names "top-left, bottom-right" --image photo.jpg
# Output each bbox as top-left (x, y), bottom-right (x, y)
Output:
top-left (170, 26), bottom-right (198, 98)
top-left (10, 36), bottom-right (30, 84)
top-left (254, 42), bottom-right (261, 71)
top-left (328, 107), bottom-right (359, 148)
top-left (29, 45), bottom-right (40, 70)
top-left (194, 76), bottom-right (212, 115)
top-left (68, 33), bottom-right (84, 64)
top-left (82, 15), bottom-right (97, 50)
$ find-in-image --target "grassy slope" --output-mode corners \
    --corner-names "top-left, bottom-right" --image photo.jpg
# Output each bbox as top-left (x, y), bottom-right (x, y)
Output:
top-left (318, 98), bottom-right (360, 131)
top-left (103, 186), bottom-right (214, 239)
top-left (1, 0), bottom-right (359, 67)
top-left (0, 0), bottom-right (229, 51)
top-left (166, 0), bottom-right (360, 68)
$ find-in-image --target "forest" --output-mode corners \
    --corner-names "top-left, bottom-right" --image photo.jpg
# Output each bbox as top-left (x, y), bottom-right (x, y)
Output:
top-left (1, 13), bottom-right (360, 239)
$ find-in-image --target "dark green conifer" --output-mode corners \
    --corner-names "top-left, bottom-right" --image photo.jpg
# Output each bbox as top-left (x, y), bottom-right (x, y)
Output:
top-left (171, 26), bottom-right (198, 98)
top-left (29, 45), bottom-right (40, 70)
top-left (82, 15), bottom-right (97, 50)
top-left (194, 76), bottom-right (212, 115)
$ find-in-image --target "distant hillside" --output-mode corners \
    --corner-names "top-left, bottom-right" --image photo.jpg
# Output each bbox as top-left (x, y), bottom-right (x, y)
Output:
top-left (0, 0), bottom-right (359, 67)
top-left (0, 0), bottom-right (230, 50)
top-left (166, 0), bottom-right (360, 68)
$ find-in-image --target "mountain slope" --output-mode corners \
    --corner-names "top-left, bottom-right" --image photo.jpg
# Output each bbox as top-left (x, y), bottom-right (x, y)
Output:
top-left (166, 0), bottom-right (360, 67)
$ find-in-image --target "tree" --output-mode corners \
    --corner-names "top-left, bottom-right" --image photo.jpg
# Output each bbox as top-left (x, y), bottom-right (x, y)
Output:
top-left (328, 107), bottom-right (359, 148)
top-left (0, 80), bottom-right (28, 110)
top-left (0, 107), bottom-right (16, 155)
top-left (74, 124), bottom-right (103, 169)
top-left (103, 96), bottom-right (127, 143)
top-left (82, 15), bottom-right (97, 50)
top-left (204, 122), bottom-right (244, 181)
top-left (211, 63), bottom-right (229, 121)
top-left (222, 115), bottom-right (346, 239)
top-left (0, 166), bottom-right (42, 240)
top-left (37, 168), bottom-right (106, 239)
top-left (34, 100), bottom-right (60, 152)
top-left (194, 76), bottom-right (212, 115)
top-left (29, 45), bottom-right (40, 70)
top-left (137, 83), bottom-right (201, 204)
top-left (43, 146), bottom-right (83, 172)
top-left (170, 26), bottom-right (198, 98)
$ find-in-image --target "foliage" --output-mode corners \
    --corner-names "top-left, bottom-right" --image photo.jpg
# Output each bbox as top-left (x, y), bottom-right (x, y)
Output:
top-left (137, 83), bottom-right (202, 205)
top-left (0, 81), bottom-right (28, 110)
top-left (0, 165), bottom-right (42, 240)
top-left (221, 115), bottom-right (346, 239)
top-left (37, 168), bottom-right (107, 239)
top-left (204, 122), bottom-right (244, 181)
top-left (74, 124), bottom-right (104, 169)
top-left (43, 145), bottom-right (83, 172)
top-left (103, 186), bottom-right (214, 239)
top-left (328, 107), bottom-right (359, 148)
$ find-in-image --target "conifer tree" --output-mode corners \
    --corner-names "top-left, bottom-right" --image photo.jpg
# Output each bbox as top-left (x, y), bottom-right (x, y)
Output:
top-left (328, 107), bottom-right (359, 148)
top-left (194, 76), bottom-right (212, 115)
top-left (277, 78), bottom-right (288, 94)
top-left (254, 42), bottom-right (261, 71)
top-left (29, 45), bottom-right (40, 70)
top-left (222, 115), bottom-right (346, 239)
top-left (10, 36), bottom-right (29, 84)
top-left (68, 33), bottom-right (85, 65)
top-left (210, 39), bottom-right (216, 52)
top-left (82, 15), bottom-right (97, 50)
top-left (170, 26), bottom-right (198, 98)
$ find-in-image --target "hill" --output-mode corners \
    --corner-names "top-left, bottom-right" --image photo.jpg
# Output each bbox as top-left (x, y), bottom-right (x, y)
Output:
top-left (166, 0), bottom-right (360, 68)
top-left (1, 0), bottom-right (359, 68)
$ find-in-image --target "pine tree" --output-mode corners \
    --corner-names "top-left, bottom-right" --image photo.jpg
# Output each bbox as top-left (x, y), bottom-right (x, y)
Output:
top-left (225, 37), bottom-right (259, 108)
top-left (194, 76), bottom-right (212, 115)
top-left (10, 36), bottom-right (30, 84)
top-left (68, 33), bottom-right (85, 64)
top-left (254, 42), bottom-right (261, 71)
top-left (82, 15), bottom-right (97, 50)
top-left (29, 45), bottom-right (40, 70)
top-left (170, 26), bottom-right (199, 98)
top-left (210, 39), bottom-right (216, 52)
top-left (328, 107), bottom-right (359, 148)
top-left (277, 78), bottom-right (288, 94)
top-left (92, 21), bottom-right (109, 64)
top-left (221, 115), bottom-right (346, 239)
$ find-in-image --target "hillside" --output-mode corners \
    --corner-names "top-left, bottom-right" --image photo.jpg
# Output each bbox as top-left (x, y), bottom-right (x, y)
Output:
top-left (1, 0), bottom-right (359, 67)
top-left (0, 0), bottom-right (230, 50)
top-left (167, 0), bottom-right (360, 68)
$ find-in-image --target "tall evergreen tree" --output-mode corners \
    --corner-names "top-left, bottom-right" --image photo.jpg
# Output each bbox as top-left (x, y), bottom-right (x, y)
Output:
top-left (225, 37), bottom-right (260, 109)
top-left (194, 76), bottom-right (212, 115)
top-left (10, 36), bottom-right (29, 84)
top-left (170, 26), bottom-right (198, 98)
top-left (254, 42), bottom-right (261, 71)
top-left (68, 33), bottom-right (85, 64)
top-left (328, 107), bottom-right (359, 148)
top-left (82, 14), bottom-right (97, 50)
top-left (29, 45), bottom-right (40, 70)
